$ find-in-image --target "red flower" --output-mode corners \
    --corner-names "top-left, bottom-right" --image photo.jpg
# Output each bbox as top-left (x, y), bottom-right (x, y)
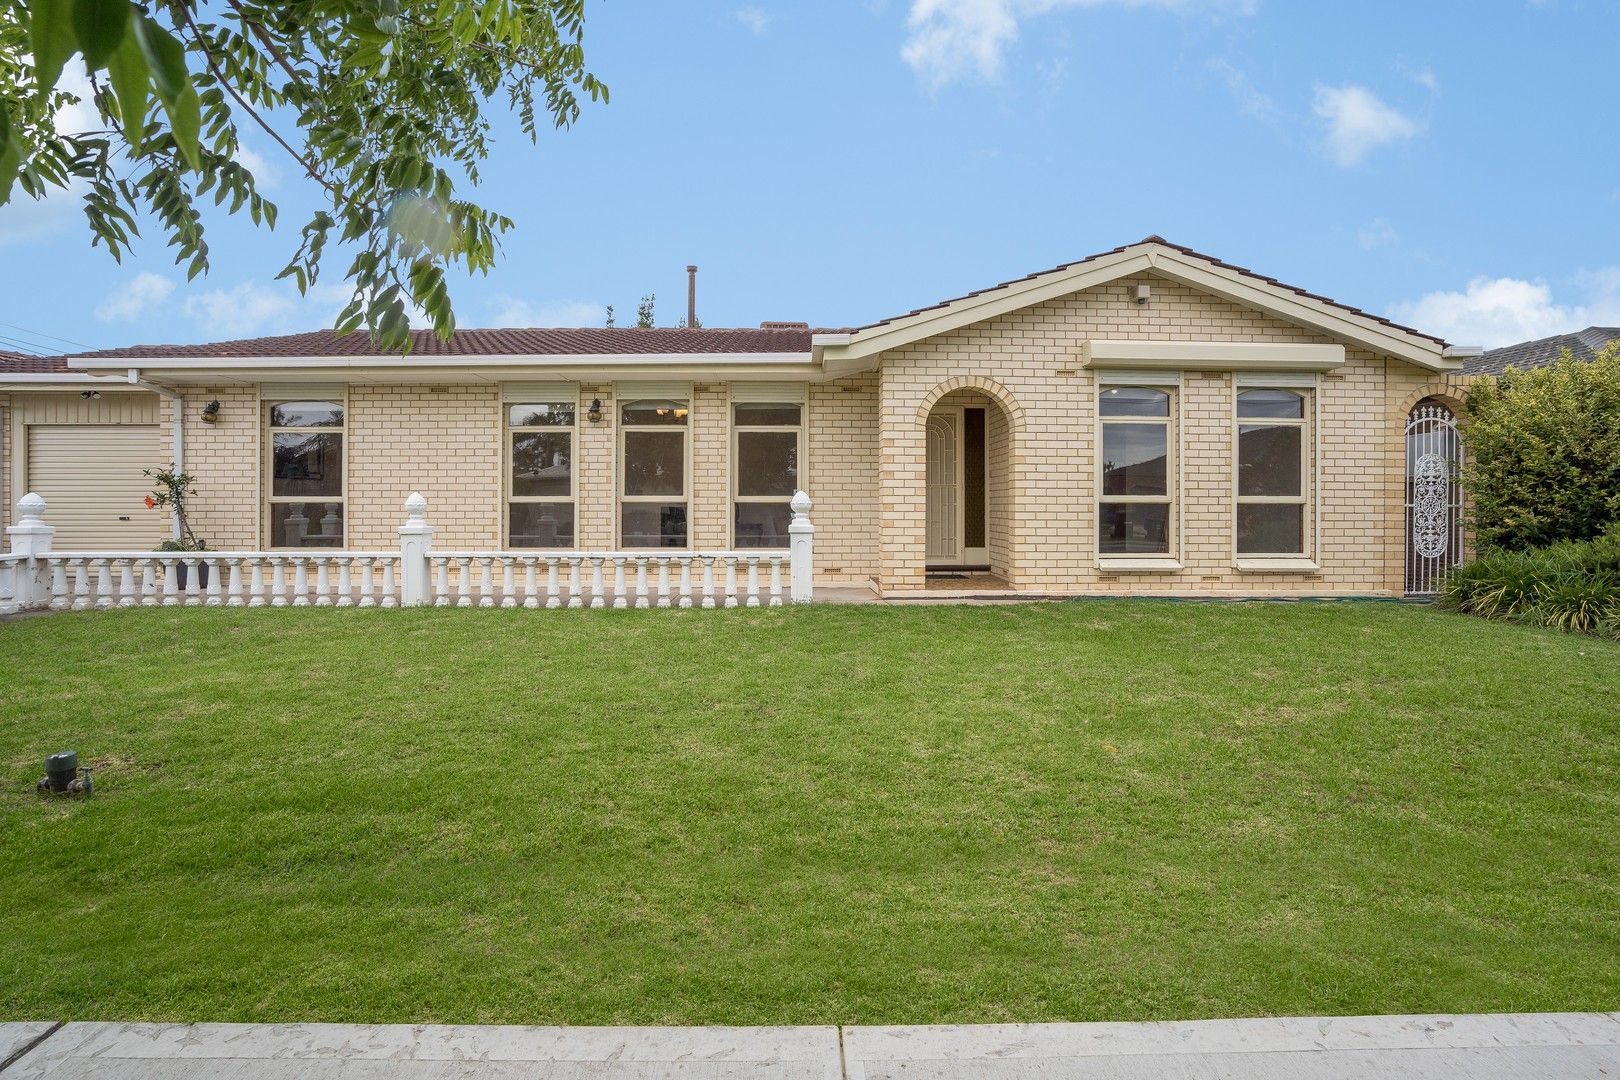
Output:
top-left (144, 495), bottom-right (157, 510)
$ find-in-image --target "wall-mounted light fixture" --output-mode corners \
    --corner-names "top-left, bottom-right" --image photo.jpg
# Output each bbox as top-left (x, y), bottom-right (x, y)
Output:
top-left (200, 399), bottom-right (222, 424)
top-left (79, 390), bottom-right (101, 400)
top-left (586, 397), bottom-right (604, 423)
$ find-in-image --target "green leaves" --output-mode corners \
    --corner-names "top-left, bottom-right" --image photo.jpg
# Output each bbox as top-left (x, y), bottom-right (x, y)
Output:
top-left (28, 0), bottom-right (76, 99)
top-left (71, 0), bottom-right (130, 70)
top-left (7, 0), bottom-right (607, 353)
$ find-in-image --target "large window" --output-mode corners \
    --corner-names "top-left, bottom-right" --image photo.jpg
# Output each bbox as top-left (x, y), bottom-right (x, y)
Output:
top-left (1236, 388), bottom-right (1308, 555)
top-left (268, 399), bottom-right (344, 548)
top-left (508, 400), bottom-right (575, 548)
top-left (732, 401), bottom-right (802, 548)
top-left (620, 398), bottom-right (689, 547)
top-left (1098, 385), bottom-right (1173, 555)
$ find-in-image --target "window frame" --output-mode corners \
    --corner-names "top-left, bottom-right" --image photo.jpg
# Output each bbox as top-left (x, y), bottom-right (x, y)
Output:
top-left (1095, 382), bottom-right (1178, 565)
top-left (729, 399), bottom-right (805, 550)
top-left (265, 395), bottom-right (347, 550)
top-left (1232, 386), bottom-right (1313, 562)
top-left (617, 396), bottom-right (692, 550)
top-left (504, 396), bottom-right (578, 550)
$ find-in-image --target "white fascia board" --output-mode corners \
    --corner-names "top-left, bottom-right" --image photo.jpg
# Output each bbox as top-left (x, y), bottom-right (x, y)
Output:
top-left (823, 252), bottom-right (1157, 362)
top-left (69, 351), bottom-right (813, 371)
top-left (1143, 249), bottom-right (1455, 371)
top-left (0, 373), bottom-right (147, 386)
top-left (1083, 340), bottom-right (1345, 372)
top-left (92, 360), bottom-right (837, 386)
top-left (1442, 345), bottom-right (1484, 359)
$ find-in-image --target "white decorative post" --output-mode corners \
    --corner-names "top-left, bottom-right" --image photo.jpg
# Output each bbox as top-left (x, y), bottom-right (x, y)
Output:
top-left (788, 489), bottom-right (814, 604)
top-left (7, 493), bottom-right (54, 610)
top-left (397, 492), bottom-right (434, 607)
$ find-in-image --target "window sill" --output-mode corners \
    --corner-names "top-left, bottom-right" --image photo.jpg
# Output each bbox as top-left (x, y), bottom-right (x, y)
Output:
top-left (1235, 557), bottom-right (1320, 573)
top-left (1096, 557), bottom-right (1183, 573)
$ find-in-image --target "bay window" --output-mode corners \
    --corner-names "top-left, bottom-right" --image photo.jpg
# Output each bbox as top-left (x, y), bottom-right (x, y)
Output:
top-left (268, 399), bottom-right (344, 548)
top-left (620, 398), bottom-right (689, 547)
top-left (508, 399), bottom-right (575, 548)
top-left (1098, 385), bottom-right (1173, 556)
top-left (1236, 388), bottom-right (1308, 555)
top-left (732, 400), bottom-right (802, 548)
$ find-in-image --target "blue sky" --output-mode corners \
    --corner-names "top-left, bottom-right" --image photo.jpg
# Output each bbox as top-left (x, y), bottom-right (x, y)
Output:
top-left (3, 0), bottom-right (1618, 354)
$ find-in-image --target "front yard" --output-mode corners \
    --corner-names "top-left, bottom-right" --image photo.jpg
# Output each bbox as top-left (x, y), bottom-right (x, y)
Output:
top-left (1, 601), bottom-right (1616, 1025)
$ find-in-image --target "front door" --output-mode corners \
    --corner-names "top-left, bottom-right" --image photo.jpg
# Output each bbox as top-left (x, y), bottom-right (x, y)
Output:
top-left (926, 407), bottom-right (988, 567)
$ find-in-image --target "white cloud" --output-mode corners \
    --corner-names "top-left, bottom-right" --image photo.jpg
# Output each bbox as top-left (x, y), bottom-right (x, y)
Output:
top-left (0, 69), bottom-right (99, 246)
top-left (1206, 58), bottom-right (1277, 120)
top-left (902, 0), bottom-right (1256, 88)
top-left (233, 143), bottom-right (280, 188)
top-left (735, 6), bottom-right (769, 34)
top-left (1412, 68), bottom-right (1439, 91)
top-left (96, 273), bottom-right (178, 322)
top-left (1391, 270), bottom-right (1620, 349)
top-left (183, 281), bottom-right (303, 336)
top-left (1312, 84), bottom-right (1422, 166)
top-left (486, 296), bottom-right (605, 328)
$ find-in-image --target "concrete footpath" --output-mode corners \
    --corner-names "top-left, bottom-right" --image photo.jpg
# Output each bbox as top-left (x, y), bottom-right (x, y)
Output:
top-left (4, 1012), bottom-right (1619, 1078)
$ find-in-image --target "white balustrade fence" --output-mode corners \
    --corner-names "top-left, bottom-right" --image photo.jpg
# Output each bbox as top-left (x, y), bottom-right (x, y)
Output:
top-left (0, 490), bottom-right (814, 615)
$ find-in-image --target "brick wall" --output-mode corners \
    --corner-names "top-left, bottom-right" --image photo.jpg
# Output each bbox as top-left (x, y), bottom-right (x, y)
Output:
top-left (170, 387), bottom-right (260, 549)
top-left (808, 373), bottom-right (879, 584)
top-left (347, 385), bottom-right (502, 550)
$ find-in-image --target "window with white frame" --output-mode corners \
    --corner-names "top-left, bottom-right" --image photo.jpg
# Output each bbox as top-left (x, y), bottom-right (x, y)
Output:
top-left (267, 399), bottom-right (344, 548)
top-left (732, 401), bottom-right (802, 548)
top-left (1235, 388), bottom-right (1308, 555)
top-left (507, 400), bottom-right (575, 548)
top-left (1098, 385), bottom-right (1173, 555)
top-left (620, 398), bottom-right (689, 547)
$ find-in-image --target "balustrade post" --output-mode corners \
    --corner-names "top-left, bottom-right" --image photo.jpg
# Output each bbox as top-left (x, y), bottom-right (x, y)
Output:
top-left (612, 557), bottom-right (628, 610)
top-left (6, 493), bottom-right (54, 609)
top-left (788, 490), bottom-right (814, 603)
top-left (397, 493), bottom-right (435, 607)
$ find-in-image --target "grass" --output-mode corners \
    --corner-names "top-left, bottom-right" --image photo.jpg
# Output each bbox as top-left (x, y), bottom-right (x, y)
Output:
top-left (1, 600), bottom-right (1617, 1026)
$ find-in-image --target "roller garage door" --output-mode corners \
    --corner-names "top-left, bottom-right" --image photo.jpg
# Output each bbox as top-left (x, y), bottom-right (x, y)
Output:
top-left (25, 425), bottom-right (171, 550)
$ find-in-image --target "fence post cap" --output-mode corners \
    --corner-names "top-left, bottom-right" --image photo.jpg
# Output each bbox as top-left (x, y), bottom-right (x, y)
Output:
top-left (15, 492), bottom-right (46, 520)
top-left (790, 490), bottom-right (812, 515)
top-left (403, 492), bottom-right (428, 521)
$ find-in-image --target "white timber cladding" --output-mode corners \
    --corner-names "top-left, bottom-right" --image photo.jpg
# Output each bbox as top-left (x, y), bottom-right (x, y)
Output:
top-left (25, 425), bottom-right (169, 550)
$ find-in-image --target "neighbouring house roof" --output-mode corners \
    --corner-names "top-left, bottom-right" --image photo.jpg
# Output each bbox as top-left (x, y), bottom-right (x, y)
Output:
top-left (0, 351), bottom-right (71, 374)
top-left (1465, 326), bottom-right (1620, 376)
top-left (61, 326), bottom-right (844, 360)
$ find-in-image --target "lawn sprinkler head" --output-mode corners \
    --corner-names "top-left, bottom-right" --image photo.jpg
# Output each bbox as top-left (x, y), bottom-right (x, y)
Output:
top-left (38, 751), bottom-right (93, 796)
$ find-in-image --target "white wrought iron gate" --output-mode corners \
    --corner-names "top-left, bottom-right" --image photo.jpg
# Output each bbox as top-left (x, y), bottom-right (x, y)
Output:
top-left (1405, 401), bottom-right (1464, 596)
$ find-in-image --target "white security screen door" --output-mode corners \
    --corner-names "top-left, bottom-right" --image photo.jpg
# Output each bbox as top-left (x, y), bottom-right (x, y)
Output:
top-left (926, 411), bottom-right (960, 562)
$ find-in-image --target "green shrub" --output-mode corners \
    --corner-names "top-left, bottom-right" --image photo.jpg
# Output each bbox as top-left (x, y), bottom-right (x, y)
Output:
top-left (1441, 526), bottom-right (1620, 637)
top-left (1461, 344), bottom-right (1620, 550)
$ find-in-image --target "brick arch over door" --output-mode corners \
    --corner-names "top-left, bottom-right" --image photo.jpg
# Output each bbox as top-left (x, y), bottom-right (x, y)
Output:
top-left (880, 375), bottom-right (1027, 592)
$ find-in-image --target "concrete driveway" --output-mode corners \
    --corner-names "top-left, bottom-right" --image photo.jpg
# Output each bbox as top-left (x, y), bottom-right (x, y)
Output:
top-left (4, 1012), bottom-right (1619, 1078)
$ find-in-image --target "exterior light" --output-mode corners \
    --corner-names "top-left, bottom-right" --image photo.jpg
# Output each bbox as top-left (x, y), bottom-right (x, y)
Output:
top-left (200, 400), bottom-right (222, 424)
top-left (587, 398), bottom-right (604, 423)
top-left (80, 390), bottom-right (101, 400)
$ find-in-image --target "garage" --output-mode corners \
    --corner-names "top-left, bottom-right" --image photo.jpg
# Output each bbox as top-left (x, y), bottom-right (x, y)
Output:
top-left (9, 390), bottom-right (170, 551)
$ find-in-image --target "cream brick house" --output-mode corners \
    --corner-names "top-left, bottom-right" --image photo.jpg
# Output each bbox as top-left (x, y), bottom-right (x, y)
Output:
top-left (2, 238), bottom-right (1481, 598)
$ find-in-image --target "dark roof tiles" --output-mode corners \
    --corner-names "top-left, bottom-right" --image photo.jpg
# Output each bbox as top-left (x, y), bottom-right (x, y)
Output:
top-left (1466, 326), bottom-right (1620, 375)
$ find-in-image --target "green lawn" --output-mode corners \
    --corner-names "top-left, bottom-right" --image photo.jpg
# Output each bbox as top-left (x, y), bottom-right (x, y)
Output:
top-left (1, 601), bottom-right (1617, 1025)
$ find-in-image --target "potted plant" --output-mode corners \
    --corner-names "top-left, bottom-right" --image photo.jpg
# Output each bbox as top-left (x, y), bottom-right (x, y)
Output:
top-left (144, 466), bottom-right (209, 588)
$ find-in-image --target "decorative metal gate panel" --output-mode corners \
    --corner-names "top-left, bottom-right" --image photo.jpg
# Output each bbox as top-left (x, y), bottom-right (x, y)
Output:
top-left (1405, 401), bottom-right (1464, 596)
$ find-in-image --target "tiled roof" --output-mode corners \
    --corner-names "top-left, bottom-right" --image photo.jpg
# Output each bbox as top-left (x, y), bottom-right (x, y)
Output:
top-left (857, 235), bottom-right (1450, 348)
top-left (62, 326), bottom-right (845, 360)
top-left (1465, 326), bottom-right (1620, 376)
top-left (0, 351), bottom-right (70, 373)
